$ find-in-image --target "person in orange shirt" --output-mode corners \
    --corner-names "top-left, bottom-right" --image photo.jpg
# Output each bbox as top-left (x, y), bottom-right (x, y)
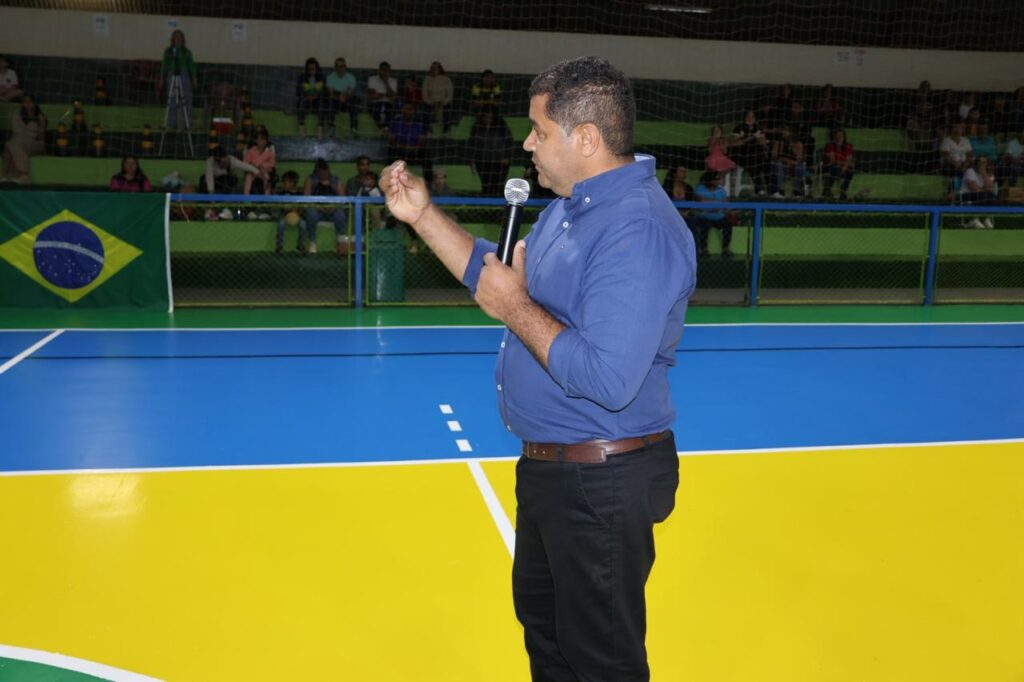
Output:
top-left (243, 130), bottom-right (276, 195)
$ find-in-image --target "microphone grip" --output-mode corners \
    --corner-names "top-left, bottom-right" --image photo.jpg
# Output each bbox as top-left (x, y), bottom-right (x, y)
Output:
top-left (497, 203), bottom-right (524, 266)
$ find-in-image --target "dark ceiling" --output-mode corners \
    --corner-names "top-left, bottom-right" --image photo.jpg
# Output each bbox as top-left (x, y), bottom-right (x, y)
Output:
top-left (3, 0), bottom-right (1022, 51)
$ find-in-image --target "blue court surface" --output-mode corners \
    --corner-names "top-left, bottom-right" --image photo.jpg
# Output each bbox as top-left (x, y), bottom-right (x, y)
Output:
top-left (2, 323), bottom-right (1022, 473)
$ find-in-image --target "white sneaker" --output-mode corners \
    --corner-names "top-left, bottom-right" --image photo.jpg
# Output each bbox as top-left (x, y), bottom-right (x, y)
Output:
top-left (309, 242), bottom-right (318, 255)
top-left (257, 212), bottom-right (272, 221)
top-left (967, 218), bottom-right (985, 230)
top-left (218, 208), bottom-right (234, 221)
top-left (771, 192), bottom-right (784, 199)
top-left (245, 211), bottom-right (258, 220)
top-left (983, 218), bottom-right (995, 229)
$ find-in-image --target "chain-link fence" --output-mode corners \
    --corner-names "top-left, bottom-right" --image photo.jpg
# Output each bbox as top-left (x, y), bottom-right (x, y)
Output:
top-left (756, 209), bottom-right (931, 304)
top-left (169, 195), bottom-right (1024, 307)
top-left (934, 210), bottom-right (1024, 303)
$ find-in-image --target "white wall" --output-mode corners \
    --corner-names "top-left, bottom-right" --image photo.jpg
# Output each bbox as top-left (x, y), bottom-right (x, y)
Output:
top-left (2, 7), bottom-right (1022, 90)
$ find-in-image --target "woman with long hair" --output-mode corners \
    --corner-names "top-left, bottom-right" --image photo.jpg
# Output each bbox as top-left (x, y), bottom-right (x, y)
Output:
top-left (109, 155), bottom-right (153, 192)
top-left (2, 93), bottom-right (46, 183)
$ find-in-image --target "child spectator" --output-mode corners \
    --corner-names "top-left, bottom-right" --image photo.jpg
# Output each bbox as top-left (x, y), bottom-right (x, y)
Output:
top-left (1, 94), bottom-right (46, 184)
top-left (0, 56), bottom-right (24, 102)
top-left (325, 57), bottom-right (359, 139)
top-left (303, 158), bottom-right (347, 255)
top-left (423, 61), bottom-right (456, 137)
top-left (109, 155), bottom-right (153, 192)
top-left (961, 157), bottom-right (998, 229)
top-left (243, 130), bottom-right (276, 195)
top-left (770, 125), bottom-right (810, 198)
top-left (939, 122), bottom-right (973, 185)
top-left (692, 171), bottom-right (732, 258)
top-left (200, 145), bottom-right (259, 219)
top-left (429, 167), bottom-right (456, 197)
top-left (296, 57), bottom-right (326, 138)
top-left (367, 61), bottom-right (398, 131)
top-left (821, 129), bottom-right (856, 200)
top-left (969, 123), bottom-right (997, 164)
top-left (705, 125), bottom-right (737, 177)
top-left (275, 170), bottom-right (309, 255)
top-left (160, 30), bottom-right (196, 132)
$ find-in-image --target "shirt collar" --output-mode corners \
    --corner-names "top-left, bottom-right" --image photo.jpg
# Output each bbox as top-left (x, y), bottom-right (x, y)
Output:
top-left (566, 154), bottom-right (656, 212)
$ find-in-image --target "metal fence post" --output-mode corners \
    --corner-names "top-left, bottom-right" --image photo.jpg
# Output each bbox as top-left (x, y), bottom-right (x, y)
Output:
top-left (353, 198), bottom-right (364, 308)
top-left (749, 206), bottom-right (764, 307)
top-left (923, 208), bottom-right (941, 305)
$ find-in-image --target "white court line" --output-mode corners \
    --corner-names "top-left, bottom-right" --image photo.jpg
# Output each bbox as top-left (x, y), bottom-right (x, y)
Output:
top-left (2, 436), bottom-right (1022, 478)
top-left (456, 439), bottom-right (473, 452)
top-left (0, 329), bottom-right (63, 376)
top-left (448, 420), bottom-right (463, 432)
top-left (467, 460), bottom-right (515, 557)
top-left (0, 644), bottom-right (163, 682)
top-left (439, 404), bottom-right (454, 415)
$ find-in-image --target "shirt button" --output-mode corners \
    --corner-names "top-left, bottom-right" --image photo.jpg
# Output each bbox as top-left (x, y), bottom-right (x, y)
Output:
top-left (562, 221), bottom-right (569, 228)
top-left (500, 341), bottom-right (506, 348)
top-left (497, 384), bottom-right (502, 391)
top-left (584, 197), bottom-right (591, 203)
top-left (506, 424), bottom-right (512, 431)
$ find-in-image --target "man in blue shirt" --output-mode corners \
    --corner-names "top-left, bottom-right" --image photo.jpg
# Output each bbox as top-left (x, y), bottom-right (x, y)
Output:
top-left (325, 57), bottom-right (359, 138)
top-left (380, 56), bottom-right (696, 682)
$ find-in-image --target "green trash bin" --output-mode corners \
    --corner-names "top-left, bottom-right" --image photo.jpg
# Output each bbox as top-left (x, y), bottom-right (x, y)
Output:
top-left (367, 228), bottom-right (406, 302)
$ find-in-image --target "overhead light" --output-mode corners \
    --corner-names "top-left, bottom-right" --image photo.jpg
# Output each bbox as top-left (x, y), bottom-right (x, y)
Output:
top-left (645, 4), bottom-right (713, 13)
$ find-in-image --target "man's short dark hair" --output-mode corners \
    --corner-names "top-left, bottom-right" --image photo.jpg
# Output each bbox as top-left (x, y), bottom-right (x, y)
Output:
top-left (282, 170), bottom-right (299, 182)
top-left (528, 56), bottom-right (635, 158)
top-left (355, 155), bottom-right (370, 165)
top-left (379, 61), bottom-right (390, 70)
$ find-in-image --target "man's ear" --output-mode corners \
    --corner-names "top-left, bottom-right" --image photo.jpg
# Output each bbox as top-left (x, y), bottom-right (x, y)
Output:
top-left (576, 123), bottom-right (602, 159)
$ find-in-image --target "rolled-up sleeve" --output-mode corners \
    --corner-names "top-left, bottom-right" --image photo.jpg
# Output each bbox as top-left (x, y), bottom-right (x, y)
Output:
top-left (461, 237), bottom-right (497, 294)
top-left (546, 218), bottom-right (691, 412)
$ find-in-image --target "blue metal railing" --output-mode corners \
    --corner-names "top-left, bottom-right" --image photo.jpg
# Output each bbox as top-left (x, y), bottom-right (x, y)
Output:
top-left (170, 193), bottom-right (1023, 307)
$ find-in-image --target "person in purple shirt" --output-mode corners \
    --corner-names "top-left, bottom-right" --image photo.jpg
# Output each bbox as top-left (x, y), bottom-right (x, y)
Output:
top-left (380, 56), bottom-right (696, 681)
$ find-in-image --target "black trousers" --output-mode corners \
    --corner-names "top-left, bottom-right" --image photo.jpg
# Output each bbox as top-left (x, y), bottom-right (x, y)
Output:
top-left (513, 434), bottom-right (680, 682)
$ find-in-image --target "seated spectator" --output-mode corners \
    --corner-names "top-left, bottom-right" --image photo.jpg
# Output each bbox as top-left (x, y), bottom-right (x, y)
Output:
top-left (961, 157), bottom-right (998, 229)
top-left (109, 155), bottom-right (153, 192)
top-left (958, 92), bottom-right (978, 121)
top-left (997, 130), bottom-right (1024, 189)
top-left (275, 170), bottom-right (310, 255)
top-left (0, 56), bottom-right (24, 102)
top-left (1, 94), bottom-right (46, 184)
top-left (705, 125), bottom-right (737, 177)
top-left (388, 102), bottom-right (433, 183)
top-left (303, 158), bottom-right (348, 255)
top-left (821, 128), bottom-right (855, 200)
top-left (367, 61), bottom-right (398, 131)
top-left (470, 69), bottom-right (502, 115)
top-left (468, 105), bottom-right (513, 196)
top-left (939, 122), bottom-right (973, 185)
top-left (913, 80), bottom-right (933, 109)
top-left (662, 166), bottom-right (694, 201)
top-left (788, 100), bottom-right (816, 164)
top-left (969, 124), bottom-right (998, 164)
top-left (731, 110), bottom-right (771, 196)
top-left (770, 125), bottom-right (810, 198)
top-left (242, 130), bottom-right (276, 196)
top-left (906, 100), bottom-right (938, 152)
top-left (296, 57), bottom-right (326, 138)
top-left (325, 57), bottom-right (359, 139)
top-left (691, 171), bottom-right (732, 258)
top-left (402, 74), bottom-right (423, 111)
top-left (770, 83), bottom-right (795, 125)
top-left (813, 84), bottom-right (844, 130)
top-left (345, 155), bottom-right (375, 196)
top-left (989, 95), bottom-right (1014, 141)
top-left (964, 106), bottom-right (984, 137)
top-left (423, 61), bottom-right (456, 137)
top-left (200, 145), bottom-right (259, 195)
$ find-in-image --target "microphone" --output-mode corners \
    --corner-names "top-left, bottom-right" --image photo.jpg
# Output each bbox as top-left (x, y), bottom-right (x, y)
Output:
top-left (498, 178), bottom-right (530, 266)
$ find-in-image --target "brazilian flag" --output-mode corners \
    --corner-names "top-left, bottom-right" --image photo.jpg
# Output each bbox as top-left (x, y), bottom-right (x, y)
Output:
top-left (0, 191), bottom-right (170, 310)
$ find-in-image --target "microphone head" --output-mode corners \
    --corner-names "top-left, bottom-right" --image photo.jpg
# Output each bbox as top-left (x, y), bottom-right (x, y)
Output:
top-left (504, 178), bottom-right (531, 206)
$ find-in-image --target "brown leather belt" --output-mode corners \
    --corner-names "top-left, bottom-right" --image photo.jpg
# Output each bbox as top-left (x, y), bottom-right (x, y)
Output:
top-left (522, 431), bottom-right (671, 464)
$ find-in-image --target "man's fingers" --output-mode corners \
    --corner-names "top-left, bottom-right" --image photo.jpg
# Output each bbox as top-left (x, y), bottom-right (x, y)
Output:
top-left (483, 251), bottom-right (498, 266)
top-left (512, 240), bottom-right (527, 273)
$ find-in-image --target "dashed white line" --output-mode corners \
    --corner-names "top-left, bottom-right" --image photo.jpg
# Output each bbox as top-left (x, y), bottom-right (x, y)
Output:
top-left (447, 420), bottom-right (463, 432)
top-left (456, 439), bottom-right (473, 452)
top-left (439, 404), bottom-right (454, 415)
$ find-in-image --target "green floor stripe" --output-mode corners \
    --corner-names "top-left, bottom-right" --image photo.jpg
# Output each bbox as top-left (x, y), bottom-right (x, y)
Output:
top-left (1, 305), bottom-right (1023, 330)
top-left (0, 658), bottom-right (106, 682)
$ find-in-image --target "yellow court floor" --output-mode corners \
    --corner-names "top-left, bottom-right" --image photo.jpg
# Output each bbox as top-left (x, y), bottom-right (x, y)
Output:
top-left (2, 441), bottom-right (1023, 681)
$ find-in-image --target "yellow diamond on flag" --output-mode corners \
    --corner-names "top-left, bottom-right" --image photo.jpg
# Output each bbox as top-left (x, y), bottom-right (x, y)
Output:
top-left (0, 209), bottom-right (142, 303)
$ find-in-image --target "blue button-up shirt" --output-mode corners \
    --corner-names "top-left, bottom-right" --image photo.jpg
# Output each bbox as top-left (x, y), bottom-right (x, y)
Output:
top-left (462, 155), bottom-right (696, 443)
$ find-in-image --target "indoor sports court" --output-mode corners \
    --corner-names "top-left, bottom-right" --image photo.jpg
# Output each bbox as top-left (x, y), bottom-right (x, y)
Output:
top-left (1, 309), bottom-right (1022, 681)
